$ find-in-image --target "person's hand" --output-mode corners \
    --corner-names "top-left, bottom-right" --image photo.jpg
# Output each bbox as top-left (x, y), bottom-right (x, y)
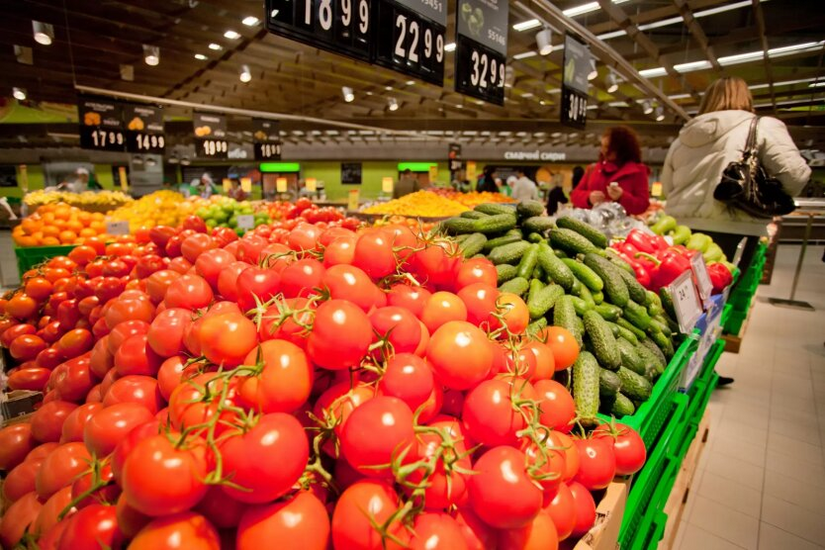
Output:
top-left (589, 191), bottom-right (606, 205)
top-left (607, 185), bottom-right (623, 200)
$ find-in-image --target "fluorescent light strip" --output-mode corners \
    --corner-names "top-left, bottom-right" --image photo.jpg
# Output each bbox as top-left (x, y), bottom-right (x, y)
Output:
top-left (563, 0), bottom-right (629, 18)
top-left (750, 77), bottom-right (820, 90)
top-left (513, 51), bottom-right (538, 60)
top-left (513, 19), bottom-right (541, 31)
top-left (667, 93), bottom-right (691, 100)
top-left (444, 42), bottom-right (456, 52)
top-left (809, 81), bottom-right (825, 88)
top-left (754, 96), bottom-right (825, 108)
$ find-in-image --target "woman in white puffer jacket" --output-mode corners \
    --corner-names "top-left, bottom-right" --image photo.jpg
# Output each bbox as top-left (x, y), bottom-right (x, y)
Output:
top-left (662, 76), bottom-right (810, 252)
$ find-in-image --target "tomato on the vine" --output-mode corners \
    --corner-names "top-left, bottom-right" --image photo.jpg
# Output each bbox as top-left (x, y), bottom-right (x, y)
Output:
top-left (592, 423), bottom-right (646, 475)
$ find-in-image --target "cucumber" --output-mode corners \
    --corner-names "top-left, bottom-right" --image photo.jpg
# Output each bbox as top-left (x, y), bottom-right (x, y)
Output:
top-left (472, 254), bottom-right (486, 260)
top-left (517, 200), bottom-right (545, 219)
top-left (460, 210), bottom-right (489, 219)
top-left (572, 316), bottom-right (585, 346)
top-left (475, 203), bottom-right (517, 216)
top-left (616, 317), bottom-right (647, 341)
top-left (553, 296), bottom-right (581, 340)
top-left (517, 244), bottom-right (540, 279)
top-left (483, 232), bottom-right (523, 253)
top-left (561, 259), bottom-right (604, 292)
top-left (599, 369), bottom-right (622, 398)
top-left (527, 317), bottom-right (548, 335)
top-left (623, 300), bottom-right (652, 332)
top-left (556, 216), bottom-right (608, 249)
top-left (523, 216), bottom-right (555, 235)
top-left (533, 263), bottom-right (545, 282)
top-left (537, 243), bottom-right (575, 291)
top-left (649, 317), bottom-right (672, 337)
top-left (442, 217), bottom-right (479, 235)
top-left (572, 351), bottom-right (601, 426)
top-left (605, 251), bottom-right (636, 275)
top-left (617, 367), bottom-right (652, 401)
top-left (583, 253), bottom-right (629, 307)
top-left (527, 278), bottom-right (545, 305)
top-left (613, 263), bottom-right (648, 304)
top-left (570, 276), bottom-right (582, 295)
top-left (576, 284), bottom-right (595, 308)
top-left (644, 290), bottom-right (660, 308)
top-left (475, 213), bottom-right (517, 235)
top-left (496, 264), bottom-right (518, 284)
top-left (499, 277), bottom-right (530, 296)
top-left (528, 284), bottom-right (564, 320)
top-left (527, 232), bottom-right (546, 244)
top-left (582, 310), bottom-right (621, 370)
top-left (488, 241), bottom-right (531, 265)
top-left (570, 296), bottom-right (591, 316)
top-left (607, 321), bottom-right (639, 345)
top-left (617, 338), bottom-right (644, 375)
top-left (592, 291), bottom-right (604, 305)
top-left (659, 287), bottom-right (676, 320)
top-left (454, 233), bottom-right (473, 244)
top-left (594, 303), bottom-right (622, 322)
top-left (459, 233), bottom-right (488, 258)
top-left (611, 393), bottom-right (636, 417)
top-left (636, 340), bottom-right (666, 375)
top-left (647, 298), bottom-right (664, 317)
top-left (648, 329), bottom-right (675, 359)
top-left (549, 228), bottom-right (601, 256)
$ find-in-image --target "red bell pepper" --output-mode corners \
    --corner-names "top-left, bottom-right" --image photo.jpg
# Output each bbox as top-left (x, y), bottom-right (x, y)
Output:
top-left (613, 250), bottom-right (653, 290)
top-left (707, 262), bottom-right (733, 294)
top-left (626, 230), bottom-right (657, 254)
top-left (652, 249), bottom-right (692, 290)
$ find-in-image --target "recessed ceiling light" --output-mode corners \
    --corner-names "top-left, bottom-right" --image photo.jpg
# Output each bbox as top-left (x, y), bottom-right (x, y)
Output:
top-left (239, 64), bottom-right (252, 82)
top-left (388, 98), bottom-right (399, 111)
top-left (385, 86), bottom-right (393, 91)
top-left (32, 21), bottom-right (54, 46)
top-left (143, 44), bottom-right (160, 66)
top-left (209, 43), bottom-right (223, 51)
top-left (444, 43), bottom-right (456, 52)
top-left (242, 16), bottom-right (260, 26)
top-left (194, 53), bottom-right (207, 60)
top-left (521, 93), bottom-right (534, 98)
top-left (342, 86), bottom-right (355, 102)
top-left (12, 87), bottom-right (26, 101)
top-left (224, 30), bottom-right (241, 40)
top-left (406, 80), bottom-right (415, 86)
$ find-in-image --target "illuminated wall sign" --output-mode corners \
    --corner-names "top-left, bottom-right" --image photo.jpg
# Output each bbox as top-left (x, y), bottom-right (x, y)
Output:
top-left (503, 151), bottom-right (567, 161)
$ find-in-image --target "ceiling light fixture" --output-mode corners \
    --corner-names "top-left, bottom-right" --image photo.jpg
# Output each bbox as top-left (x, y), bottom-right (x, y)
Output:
top-left (143, 44), bottom-right (160, 66)
top-left (224, 30), bottom-right (241, 40)
top-left (12, 87), bottom-right (26, 101)
top-left (564, 0), bottom-right (629, 18)
top-left (444, 43), bottom-right (456, 52)
top-left (342, 86), bottom-right (355, 102)
top-left (388, 98), bottom-right (399, 111)
top-left (14, 45), bottom-right (33, 65)
top-left (32, 20), bottom-right (54, 46)
top-left (641, 100), bottom-right (654, 114)
top-left (194, 53), bottom-right (207, 60)
top-left (654, 105), bottom-right (665, 121)
top-left (513, 51), bottom-right (538, 60)
top-left (242, 16), bottom-right (260, 26)
top-left (605, 70), bottom-right (619, 93)
top-left (536, 28), bottom-right (553, 56)
top-left (587, 58), bottom-right (598, 81)
top-left (405, 80), bottom-right (415, 85)
top-left (208, 43), bottom-right (223, 51)
top-left (120, 64), bottom-right (134, 81)
top-left (239, 64), bottom-right (252, 82)
top-left (513, 19), bottom-right (542, 32)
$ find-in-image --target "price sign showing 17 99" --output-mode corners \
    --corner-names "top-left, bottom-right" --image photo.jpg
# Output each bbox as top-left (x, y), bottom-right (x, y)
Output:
top-left (668, 270), bottom-right (703, 334)
top-left (84, 128), bottom-right (125, 151)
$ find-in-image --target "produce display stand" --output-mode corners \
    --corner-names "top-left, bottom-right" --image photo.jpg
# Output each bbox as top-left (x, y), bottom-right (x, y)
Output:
top-left (723, 241), bottom-right (767, 352)
top-left (563, 480), bottom-right (630, 550)
top-left (14, 244), bottom-right (78, 274)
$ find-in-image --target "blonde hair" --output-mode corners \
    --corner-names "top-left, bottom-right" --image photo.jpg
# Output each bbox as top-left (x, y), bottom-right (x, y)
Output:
top-left (698, 77), bottom-right (754, 115)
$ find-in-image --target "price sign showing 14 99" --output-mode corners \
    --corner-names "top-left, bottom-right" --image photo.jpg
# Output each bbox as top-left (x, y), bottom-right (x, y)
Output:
top-left (133, 133), bottom-right (165, 153)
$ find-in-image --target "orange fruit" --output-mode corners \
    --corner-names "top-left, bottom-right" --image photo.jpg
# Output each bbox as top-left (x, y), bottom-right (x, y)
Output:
top-left (90, 221), bottom-right (105, 234)
top-left (54, 206), bottom-right (71, 221)
top-left (59, 230), bottom-right (78, 244)
top-left (79, 228), bottom-right (97, 238)
top-left (77, 212), bottom-right (92, 224)
top-left (42, 236), bottom-right (60, 246)
top-left (41, 212), bottom-right (56, 225)
top-left (66, 220), bottom-right (83, 233)
top-left (42, 226), bottom-right (60, 238)
top-left (20, 218), bottom-right (41, 235)
top-left (91, 212), bottom-right (105, 221)
top-left (31, 231), bottom-right (44, 242)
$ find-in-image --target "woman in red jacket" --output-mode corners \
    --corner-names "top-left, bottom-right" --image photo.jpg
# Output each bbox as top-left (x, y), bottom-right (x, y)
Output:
top-left (571, 126), bottom-right (651, 215)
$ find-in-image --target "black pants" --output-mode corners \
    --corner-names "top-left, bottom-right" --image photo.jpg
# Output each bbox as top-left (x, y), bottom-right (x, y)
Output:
top-left (698, 230), bottom-right (759, 291)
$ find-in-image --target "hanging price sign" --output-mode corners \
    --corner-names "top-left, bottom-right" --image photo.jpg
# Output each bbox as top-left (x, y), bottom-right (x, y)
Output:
top-left (454, 0), bottom-right (508, 105)
top-left (253, 119), bottom-right (282, 161)
top-left (690, 253), bottom-right (713, 306)
top-left (374, 0), bottom-right (446, 85)
top-left (124, 104), bottom-right (165, 154)
top-left (668, 270), bottom-right (703, 334)
top-left (561, 34), bottom-right (589, 129)
top-left (194, 113), bottom-right (228, 160)
top-left (78, 96), bottom-right (126, 152)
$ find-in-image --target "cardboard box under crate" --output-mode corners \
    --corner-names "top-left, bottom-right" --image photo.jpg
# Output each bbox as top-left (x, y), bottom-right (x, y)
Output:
top-left (1, 390), bottom-right (43, 425)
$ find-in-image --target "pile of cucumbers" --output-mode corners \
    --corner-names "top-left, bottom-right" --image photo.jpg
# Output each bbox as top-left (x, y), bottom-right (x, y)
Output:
top-left (440, 200), bottom-right (682, 425)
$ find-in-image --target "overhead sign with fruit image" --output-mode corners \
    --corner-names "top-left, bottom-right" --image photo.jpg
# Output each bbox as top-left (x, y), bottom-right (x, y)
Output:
top-left (253, 119), bottom-right (282, 161)
top-left (124, 103), bottom-right (165, 154)
top-left (454, 0), bottom-right (508, 105)
top-left (78, 96), bottom-right (126, 152)
top-left (193, 112), bottom-right (228, 160)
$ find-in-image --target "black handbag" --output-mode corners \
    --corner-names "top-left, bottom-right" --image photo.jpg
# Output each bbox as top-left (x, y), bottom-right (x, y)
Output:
top-left (713, 116), bottom-right (796, 219)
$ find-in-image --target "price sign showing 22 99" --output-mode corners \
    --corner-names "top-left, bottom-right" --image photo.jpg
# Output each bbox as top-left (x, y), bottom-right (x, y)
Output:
top-left (374, 0), bottom-right (445, 86)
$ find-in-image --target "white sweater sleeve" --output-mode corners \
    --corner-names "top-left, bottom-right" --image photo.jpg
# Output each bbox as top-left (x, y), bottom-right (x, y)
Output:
top-left (758, 117), bottom-right (811, 196)
top-left (661, 142), bottom-right (677, 199)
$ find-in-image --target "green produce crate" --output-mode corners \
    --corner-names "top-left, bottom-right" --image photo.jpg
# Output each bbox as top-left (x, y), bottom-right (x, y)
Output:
top-left (14, 244), bottom-right (77, 274)
top-left (720, 304), bottom-right (733, 328)
top-left (619, 392), bottom-right (689, 550)
top-left (597, 335), bottom-right (698, 449)
top-left (725, 307), bottom-right (748, 337)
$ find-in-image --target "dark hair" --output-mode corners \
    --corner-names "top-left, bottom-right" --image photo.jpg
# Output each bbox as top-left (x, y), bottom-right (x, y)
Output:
top-left (572, 166), bottom-right (585, 188)
top-left (604, 126), bottom-right (642, 165)
top-left (403, 168), bottom-right (412, 175)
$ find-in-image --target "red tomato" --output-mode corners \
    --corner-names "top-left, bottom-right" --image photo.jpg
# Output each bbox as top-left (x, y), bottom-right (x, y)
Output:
top-left (0, 492), bottom-right (42, 548)
top-left (122, 435), bottom-right (207, 516)
top-left (498, 510), bottom-right (559, 550)
top-left (421, 291), bottom-right (468, 333)
top-left (408, 512), bottom-right (467, 550)
top-left (495, 293), bottom-right (530, 334)
top-left (4, 459), bottom-right (42, 503)
top-left (181, 233), bottom-right (217, 263)
top-left (77, 295), bottom-right (99, 317)
top-left (535, 380), bottom-right (576, 434)
top-left (407, 417), bottom-right (471, 509)
top-left (280, 258), bottom-right (326, 299)
top-left (237, 491), bottom-right (328, 550)
top-left (573, 438), bottom-right (616, 490)
top-left (467, 446), bottom-right (542, 529)
top-left (35, 442), bottom-right (91, 499)
top-left (116, 492), bottom-right (151, 538)
top-left (314, 382), bottom-right (376, 439)
top-left (287, 223), bottom-right (322, 252)
top-left (238, 235), bottom-right (268, 264)
top-left (463, 378), bottom-right (536, 447)
top-left (540, 327), bottom-right (579, 370)
top-left (409, 242), bottom-right (460, 290)
top-left (236, 267), bottom-right (281, 312)
top-left (321, 264), bottom-right (380, 312)
top-left (51, 354), bottom-right (96, 402)
top-left (83, 402), bottom-right (155, 457)
top-left (164, 274), bottom-right (214, 311)
top-left (104, 299), bottom-right (154, 329)
top-left (33, 485), bottom-right (73, 537)
top-left (322, 235), bottom-right (356, 267)
top-left (426, 321), bottom-right (493, 390)
top-left (221, 413), bottom-right (309, 503)
top-left (257, 297), bottom-right (314, 348)
top-left (0, 423), bottom-right (36, 470)
top-left (1, 323), bottom-right (36, 347)
top-left (111, 421), bottom-right (161, 485)
top-left (331, 480), bottom-right (407, 550)
top-left (544, 481), bottom-right (575, 540)
top-left (198, 313), bottom-right (258, 367)
top-left (60, 402), bottom-right (103, 443)
top-left (490, 343), bottom-right (537, 379)
top-left (307, 299), bottom-right (372, 370)
top-left (457, 283), bottom-right (499, 327)
top-left (352, 231), bottom-right (396, 279)
top-left (377, 353), bottom-right (434, 414)
top-left (216, 261), bottom-right (250, 301)
top-left (568, 481), bottom-right (597, 537)
top-left (193, 485), bottom-right (247, 529)
top-left (146, 307), bottom-right (191, 358)
top-left (128, 511), bottom-right (220, 550)
top-left (114, 334), bottom-right (163, 377)
top-left (70, 462), bottom-right (119, 509)
top-left (454, 507), bottom-right (497, 550)
top-left (386, 284), bottom-right (432, 318)
top-left (193, 248), bottom-right (235, 288)
top-left (546, 431), bottom-right (579, 482)
top-left (526, 341), bottom-right (555, 381)
top-left (8, 367), bottom-right (50, 391)
top-left (107, 320), bottom-right (150, 355)
top-left (88, 337), bottom-right (113, 379)
top-left (56, 328), bottom-right (94, 359)
top-left (102, 375), bottom-right (164, 415)
top-left (239, 340), bottom-right (313, 414)
top-left (25, 277), bottom-right (54, 301)
top-left (134, 254), bottom-right (166, 279)
top-left (340, 396), bottom-right (414, 477)
top-left (31, 401), bottom-right (78, 443)
top-left (57, 504), bottom-right (124, 550)
top-left (145, 270), bottom-right (182, 303)
top-left (593, 423), bottom-right (646, 475)
top-left (6, 293), bottom-right (38, 320)
top-left (369, 306), bottom-right (422, 356)
top-left (455, 258), bottom-right (498, 290)
top-left (156, 356), bottom-right (188, 401)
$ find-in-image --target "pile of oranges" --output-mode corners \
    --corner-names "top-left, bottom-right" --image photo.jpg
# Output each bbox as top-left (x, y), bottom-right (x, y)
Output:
top-left (12, 203), bottom-right (109, 248)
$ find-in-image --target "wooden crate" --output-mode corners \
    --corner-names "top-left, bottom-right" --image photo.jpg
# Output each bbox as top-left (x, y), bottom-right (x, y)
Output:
top-left (562, 480), bottom-right (630, 550)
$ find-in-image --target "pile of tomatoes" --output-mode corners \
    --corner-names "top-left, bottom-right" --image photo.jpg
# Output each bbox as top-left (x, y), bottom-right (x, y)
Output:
top-left (0, 213), bottom-right (646, 550)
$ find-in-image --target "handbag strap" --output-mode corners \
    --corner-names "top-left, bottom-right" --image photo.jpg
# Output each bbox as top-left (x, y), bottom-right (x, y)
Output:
top-left (743, 116), bottom-right (759, 159)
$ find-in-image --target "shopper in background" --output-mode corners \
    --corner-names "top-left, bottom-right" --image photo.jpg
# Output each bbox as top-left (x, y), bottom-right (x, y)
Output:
top-left (227, 179), bottom-right (247, 201)
top-left (394, 168), bottom-right (420, 198)
top-left (196, 173), bottom-right (217, 199)
top-left (571, 165), bottom-right (585, 189)
top-left (476, 166), bottom-right (499, 193)
top-left (546, 180), bottom-right (569, 215)
top-left (502, 175), bottom-right (516, 197)
top-left (511, 169), bottom-right (539, 201)
top-left (662, 76), bottom-right (810, 266)
top-left (571, 126), bottom-right (651, 215)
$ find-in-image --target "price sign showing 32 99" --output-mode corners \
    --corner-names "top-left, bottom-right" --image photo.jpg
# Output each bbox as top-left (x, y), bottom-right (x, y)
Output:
top-left (455, 35), bottom-right (505, 105)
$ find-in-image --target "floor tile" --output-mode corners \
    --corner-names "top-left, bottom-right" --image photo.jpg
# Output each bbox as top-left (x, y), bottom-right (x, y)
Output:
top-left (709, 432), bottom-right (767, 468)
top-left (765, 450), bottom-right (825, 488)
top-left (677, 523), bottom-right (750, 550)
top-left (761, 494), bottom-right (825, 546)
top-left (763, 469), bottom-right (824, 511)
top-left (702, 451), bottom-right (766, 491)
top-left (689, 495), bottom-right (760, 549)
top-left (696, 471), bottom-right (763, 518)
top-left (758, 522), bottom-right (825, 550)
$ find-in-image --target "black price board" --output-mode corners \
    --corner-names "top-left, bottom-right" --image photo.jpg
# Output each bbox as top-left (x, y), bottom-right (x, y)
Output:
top-left (454, 0), bottom-right (508, 105)
top-left (78, 96), bottom-right (125, 152)
top-left (561, 34), bottom-right (590, 129)
top-left (253, 119), bottom-right (282, 161)
top-left (448, 143), bottom-right (463, 174)
top-left (373, 0), bottom-right (446, 86)
top-left (265, 0), bottom-right (372, 62)
top-left (341, 162), bottom-right (362, 184)
top-left (124, 104), bottom-right (166, 154)
top-left (194, 112), bottom-right (228, 160)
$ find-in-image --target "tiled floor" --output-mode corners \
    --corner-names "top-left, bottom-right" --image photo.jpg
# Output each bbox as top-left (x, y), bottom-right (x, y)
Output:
top-left (670, 243), bottom-right (825, 550)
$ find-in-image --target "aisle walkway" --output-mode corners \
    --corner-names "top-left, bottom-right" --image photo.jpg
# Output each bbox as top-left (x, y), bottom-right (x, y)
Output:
top-left (671, 244), bottom-right (825, 549)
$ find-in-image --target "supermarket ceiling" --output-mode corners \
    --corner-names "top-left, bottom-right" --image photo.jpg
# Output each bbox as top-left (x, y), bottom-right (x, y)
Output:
top-left (1, 0), bottom-right (824, 141)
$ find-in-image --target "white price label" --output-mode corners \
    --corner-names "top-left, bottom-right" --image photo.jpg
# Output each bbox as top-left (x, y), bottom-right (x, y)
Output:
top-left (668, 270), bottom-right (703, 334)
top-left (105, 220), bottom-right (130, 236)
top-left (690, 253), bottom-right (713, 305)
top-left (236, 214), bottom-right (255, 230)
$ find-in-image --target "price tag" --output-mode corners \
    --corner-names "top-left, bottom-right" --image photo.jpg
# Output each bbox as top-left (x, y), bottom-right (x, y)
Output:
top-left (668, 270), bottom-right (702, 334)
top-left (105, 220), bottom-right (130, 236)
top-left (382, 177), bottom-right (394, 193)
top-left (348, 189), bottom-right (360, 211)
top-left (453, 0), bottom-right (507, 105)
top-left (118, 167), bottom-right (128, 192)
top-left (732, 237), bottom-right (747, 267)
top-left (222, 179), bottom-right (232, 193)
top-left (305, 178), bottom-right (317, 192)
top-left (241, 178), bottom-right (252, 193)
top-left (236, 214), bottom-right (255, 230)
top-left (276, 178), bottom-right (288, 193)
top-left (466, 161), bottom-right (476, 181)
top-left (690, 253), bottom-right (713, 305)
top-left (78, 96), bottom-right (126, 152)
top-left (124, 103), bottom-right (165, 154)
top-left (374, 0), bottom-right (446, 86)
top-left (428, 165), bottom-right (439, 182)
top-left (651, 182), bottom-right (663, 197)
